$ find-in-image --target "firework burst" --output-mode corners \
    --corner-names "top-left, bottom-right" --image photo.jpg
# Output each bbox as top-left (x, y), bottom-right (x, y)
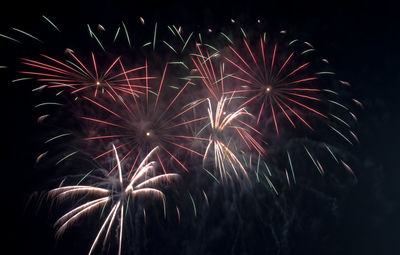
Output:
top-left (198, 97), bottom-right (265, 184)
top-left (20, 52), bottom-right (150, 100)
top-left (222, 36), bottom-right (328, 135)
top-left (187, 28), bottom-right (359, 189)
top-left (49, 145), bottom-right (179, 255)
top-left (80, 62), bottom-right (205, 175)
top-left (188, 43), bottom-right (267, 183)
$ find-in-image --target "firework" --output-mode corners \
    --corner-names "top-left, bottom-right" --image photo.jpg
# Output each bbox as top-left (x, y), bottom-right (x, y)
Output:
top-left (20, 52), bottom-right (151, 99)
top-left (222, 36), bottom-right (328, 135)
top-left (187, 43), bottom-right (267, 183)
top-left (194, 30), bottom-right (359, 187)
top-left (49, 145), bottom-right (179, 255)
top-left (80, 61), bottom-right (205, 175)
top-left (1, 16), bottom-right (360, 255)
top-left (198, 97), bottom-right (265, 184)
top-left (190, 42), bottom-right (225, 100)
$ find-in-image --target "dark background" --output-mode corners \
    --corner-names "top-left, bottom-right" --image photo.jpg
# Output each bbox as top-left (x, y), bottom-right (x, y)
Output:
top-left (2, 0), bottom-right (399, 254)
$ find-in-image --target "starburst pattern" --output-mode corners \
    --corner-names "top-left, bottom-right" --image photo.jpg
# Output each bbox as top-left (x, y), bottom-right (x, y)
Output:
top-left (224, 37), bottom-right (328, 134)
top-left (80, 62), bottom-right (205, 175)
top-left (49, 146), bottom-right (179, 255)
top-left (21, 52), bottom-right (150, 99)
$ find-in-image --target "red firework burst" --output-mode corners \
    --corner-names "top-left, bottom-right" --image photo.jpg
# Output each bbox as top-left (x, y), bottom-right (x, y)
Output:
top-left (80, 61), bottom-right (206, 176)
top-left (223, 37), bottom-right (328, 135)
top-left (20, 51), bottom-right (152, 100)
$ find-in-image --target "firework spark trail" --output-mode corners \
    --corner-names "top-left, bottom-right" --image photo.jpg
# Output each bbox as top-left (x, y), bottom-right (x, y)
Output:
top-left (0, 33), bottom-right (22, 44)
top-left (49, 146), bottom-right (179, 255)
top-left (81, 62), bottom-right (205, 174)
top-left (42, 15), bottom-right (61, 32)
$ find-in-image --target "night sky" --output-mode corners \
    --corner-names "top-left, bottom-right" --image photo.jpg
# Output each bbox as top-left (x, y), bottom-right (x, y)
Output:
top-left (2, 0), bottom-right (399, 254)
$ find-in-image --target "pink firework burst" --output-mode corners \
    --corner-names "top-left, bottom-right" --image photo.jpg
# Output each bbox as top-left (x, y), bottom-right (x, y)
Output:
top-left (20, 51), bottom-right (152, 100)
top-left (223, 36), bottom-right (328, 135)
top-left (80, 61), bottom-right (205, 176)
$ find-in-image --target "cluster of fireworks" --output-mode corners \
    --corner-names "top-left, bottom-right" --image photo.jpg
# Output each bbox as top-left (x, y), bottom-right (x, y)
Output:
top-left (2, 15), bottom-right (360, 254)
